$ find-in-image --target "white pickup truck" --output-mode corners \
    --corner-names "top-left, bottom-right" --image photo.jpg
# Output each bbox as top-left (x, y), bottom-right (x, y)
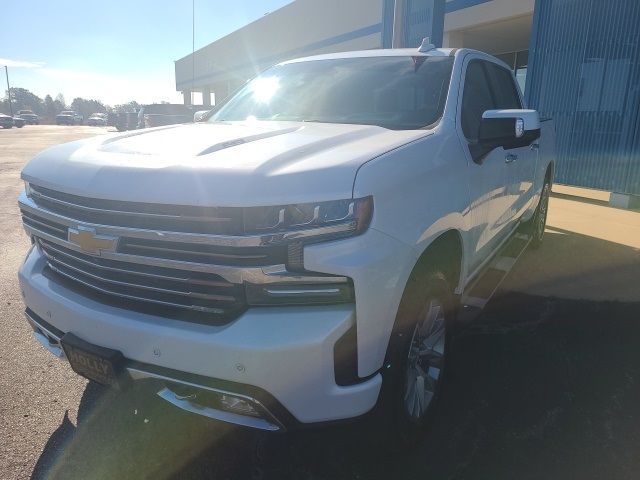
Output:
top-left (18, 45), bottom-right (554, 439)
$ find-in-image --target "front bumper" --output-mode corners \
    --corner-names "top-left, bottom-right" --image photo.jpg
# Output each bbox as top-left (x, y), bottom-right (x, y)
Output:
top-left (19, 246), bottom-right (382, 429)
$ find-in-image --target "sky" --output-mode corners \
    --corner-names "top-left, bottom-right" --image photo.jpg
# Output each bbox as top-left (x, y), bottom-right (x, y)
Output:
top-left (0, 0), bottom-right (292, 106)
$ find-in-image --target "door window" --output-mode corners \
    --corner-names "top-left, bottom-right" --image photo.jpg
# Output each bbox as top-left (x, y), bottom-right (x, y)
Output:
top-left (461, 60), bottom-right (495, 141)
top-left (461, 59), bottom-right (524, 142)
top-left (484, 63), bottom-right (523, 109)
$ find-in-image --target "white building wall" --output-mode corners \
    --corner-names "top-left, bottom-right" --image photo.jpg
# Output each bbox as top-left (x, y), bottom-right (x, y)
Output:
top-left (175, 0), bottom-right (383, 95)
top-left (176, 0), bottom-right (535, 103)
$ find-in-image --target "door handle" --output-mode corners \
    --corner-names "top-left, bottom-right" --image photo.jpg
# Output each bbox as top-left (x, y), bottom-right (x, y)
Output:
top-left (505, 153), bottom-right (518, 164)
top-left (530, 143), bottom-right (540, 151)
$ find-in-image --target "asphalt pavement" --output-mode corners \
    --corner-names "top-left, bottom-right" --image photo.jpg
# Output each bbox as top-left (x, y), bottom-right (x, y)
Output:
top-left (0, 126), bottom-right (110, 479)
top-left (1, 126), bottom-right (639, 480)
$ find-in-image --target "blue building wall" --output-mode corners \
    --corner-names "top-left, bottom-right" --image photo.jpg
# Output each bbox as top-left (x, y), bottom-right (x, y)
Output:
top-left (381, 0), bottom-right (446, 48)
top-left (403, 0), bottom-right (445, 47)
top-left (527, 0), bottom-right (640, 195)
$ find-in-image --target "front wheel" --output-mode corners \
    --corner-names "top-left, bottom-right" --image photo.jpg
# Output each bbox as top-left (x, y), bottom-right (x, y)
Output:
top-left (381, 270), bottom-right (453, 443)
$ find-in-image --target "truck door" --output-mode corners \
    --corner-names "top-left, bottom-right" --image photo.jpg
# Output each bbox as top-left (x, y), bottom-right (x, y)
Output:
top-left (457, 58), bottom-right (514, 271)
top-left (483, 62), bottom-right (538, 222)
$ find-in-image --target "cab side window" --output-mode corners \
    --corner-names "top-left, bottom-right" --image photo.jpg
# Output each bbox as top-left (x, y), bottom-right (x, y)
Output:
top-left (461, 60), bottom-right (495, 142)
top-left (484, 63), bottom-right (522, 109)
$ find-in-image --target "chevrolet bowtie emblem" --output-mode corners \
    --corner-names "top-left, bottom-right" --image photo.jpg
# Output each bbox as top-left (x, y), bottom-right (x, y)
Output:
top-left (68, 226), bottom-right (118, 255)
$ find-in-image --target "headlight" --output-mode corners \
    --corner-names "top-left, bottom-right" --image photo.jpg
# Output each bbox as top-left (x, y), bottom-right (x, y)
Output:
top-left (243, 197), bottom-right (372, 306)
top-left (242, 196), bottom-right (373, 239)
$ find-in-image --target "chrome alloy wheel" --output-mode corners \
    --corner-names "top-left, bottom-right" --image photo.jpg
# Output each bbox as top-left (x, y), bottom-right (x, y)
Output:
top-left (404, 299), bottom-right (446, 421)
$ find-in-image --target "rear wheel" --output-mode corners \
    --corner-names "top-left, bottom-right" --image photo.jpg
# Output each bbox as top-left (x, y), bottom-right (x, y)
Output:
top-left (530, 181), bottom-right (550, 248)
top-left (381, 270), bottom-right (453, 443)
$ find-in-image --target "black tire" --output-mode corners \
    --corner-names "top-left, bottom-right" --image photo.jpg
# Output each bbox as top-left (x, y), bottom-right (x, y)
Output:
top-left (529, 181), bottom-right (550, 249)
top-left (379, 269), bottom-right (453, 444)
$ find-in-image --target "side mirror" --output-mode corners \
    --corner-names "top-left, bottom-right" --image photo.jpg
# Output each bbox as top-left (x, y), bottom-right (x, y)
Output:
top-left (471, 109), bottom-right (541, 163)
top-left (194, 110), bottom-right (211, 122)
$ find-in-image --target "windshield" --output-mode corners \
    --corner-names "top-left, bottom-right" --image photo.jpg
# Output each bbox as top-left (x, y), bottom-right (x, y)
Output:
top-left (210, 56), bottom-right (454, 130)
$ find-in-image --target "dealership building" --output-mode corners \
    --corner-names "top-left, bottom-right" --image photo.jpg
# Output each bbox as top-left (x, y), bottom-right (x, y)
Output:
top-left (175, 0), bottom-right (640, 201)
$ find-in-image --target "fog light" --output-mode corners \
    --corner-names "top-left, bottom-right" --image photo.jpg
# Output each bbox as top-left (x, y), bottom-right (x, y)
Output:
top-left (220, 394), bottom-right (261, 417)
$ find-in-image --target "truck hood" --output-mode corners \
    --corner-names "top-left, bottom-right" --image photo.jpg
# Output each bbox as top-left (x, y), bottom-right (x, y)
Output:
top-left (22, 121), bottom-right (431, 206)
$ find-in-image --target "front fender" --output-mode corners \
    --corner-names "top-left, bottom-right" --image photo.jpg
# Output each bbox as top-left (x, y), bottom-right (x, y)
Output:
top-left (304, 228), bottom-right (418, 378)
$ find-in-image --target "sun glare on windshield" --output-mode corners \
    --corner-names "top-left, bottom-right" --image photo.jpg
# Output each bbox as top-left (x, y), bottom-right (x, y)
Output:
top-left (250, 76), bottom-right (280, 103)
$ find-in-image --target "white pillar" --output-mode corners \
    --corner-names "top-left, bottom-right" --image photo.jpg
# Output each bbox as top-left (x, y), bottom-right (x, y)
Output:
top-left (392, 0), bottom-right (406, 48)
top-left (202, 87), bottom-right (211, 107)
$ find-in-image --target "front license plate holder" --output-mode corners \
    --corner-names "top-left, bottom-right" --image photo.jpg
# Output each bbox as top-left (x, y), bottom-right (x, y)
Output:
top-left (60, 333), bottom-right (126, 389)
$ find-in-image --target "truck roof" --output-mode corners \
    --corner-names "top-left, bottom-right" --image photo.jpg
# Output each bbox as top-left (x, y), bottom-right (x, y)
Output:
top-left (282, 47), bottom-right (458, 65)
top-left (282, 47), bottom-right (513, 75)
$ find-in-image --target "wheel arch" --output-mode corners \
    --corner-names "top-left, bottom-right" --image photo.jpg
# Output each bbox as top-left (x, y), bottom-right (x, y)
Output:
top-left (411, 229), bottom-right (464, 294)
top-left (545, 161), bottom-right (554, 184)
top-left (380, 230), bottom-right (463, 401)
top-left (385, 228), bottom-right (464, 354)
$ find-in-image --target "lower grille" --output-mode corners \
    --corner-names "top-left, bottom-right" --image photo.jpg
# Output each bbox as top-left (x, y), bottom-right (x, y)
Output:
top-left (38, 239), bottom-right (246, 323)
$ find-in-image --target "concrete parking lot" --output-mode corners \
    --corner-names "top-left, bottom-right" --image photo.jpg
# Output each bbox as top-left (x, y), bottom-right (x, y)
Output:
top-left (1, 126), bottom-right (639, 479)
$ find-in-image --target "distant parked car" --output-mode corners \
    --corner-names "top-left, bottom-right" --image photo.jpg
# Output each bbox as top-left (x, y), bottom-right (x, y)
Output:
top-left (114, 111), bottom-right (139, 131)
top-left (87, 113), bottom-right (107, 126)
top-left (13, 116), bottom-right (26, 128)
top-left (17, 110), bottom-right (39, 124)
top-left (137, 104), bottom-right (193, 129)
top-left (56, 111), bottom-right (78, 125)
top-left (0, 114), bottom-right (14, 128)
top-left (74, 112), bottom-right (84, 125)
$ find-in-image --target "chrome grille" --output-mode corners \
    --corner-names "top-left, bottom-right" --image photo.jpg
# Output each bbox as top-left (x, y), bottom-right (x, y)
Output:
top-left (118, 237), bottom-right (287, 266)
top-left (20, 185), bottom-right (352, 324)
top-left (18, 207), bottom-right (287, 267)
top-left (29, 184), bottom-right (245, 235)
top-left (21, 209), bottom-right (67, 240)
top-left (39, 239), bottom-right (246, 321)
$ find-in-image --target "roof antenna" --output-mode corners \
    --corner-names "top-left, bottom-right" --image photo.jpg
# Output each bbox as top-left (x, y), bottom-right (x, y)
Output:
top-left (418, 37), bottom-right (435, 53)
